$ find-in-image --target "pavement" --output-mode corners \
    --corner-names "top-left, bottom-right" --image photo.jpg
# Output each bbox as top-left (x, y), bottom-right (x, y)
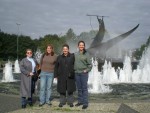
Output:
top-left (0, 93), bottom-right (150, 113)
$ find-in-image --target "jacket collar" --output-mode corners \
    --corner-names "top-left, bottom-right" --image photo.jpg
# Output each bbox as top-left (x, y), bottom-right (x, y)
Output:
top-left (62, 52), bottom-right (71, 57)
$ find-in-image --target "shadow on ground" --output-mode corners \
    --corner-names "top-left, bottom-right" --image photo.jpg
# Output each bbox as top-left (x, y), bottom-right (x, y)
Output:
top-left (0, 94), bottom-right (21, 113)
top-left (0, 94), bottom-right (38, 113)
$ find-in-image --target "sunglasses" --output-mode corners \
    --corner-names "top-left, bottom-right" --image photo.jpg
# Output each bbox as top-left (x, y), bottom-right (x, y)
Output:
top-left (27, 52), bottom-right (32, 54)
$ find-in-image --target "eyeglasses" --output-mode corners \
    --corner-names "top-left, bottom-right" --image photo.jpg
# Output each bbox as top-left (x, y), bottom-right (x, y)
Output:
top-left (27, 52), bottom-right (32, 54)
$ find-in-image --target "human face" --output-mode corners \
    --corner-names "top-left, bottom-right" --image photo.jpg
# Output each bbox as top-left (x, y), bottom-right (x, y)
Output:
top-left (63, 47), bottom-right (69, 56)
top-left (47, 46), bottom-right (52, 54)
top-left (26, 50), bottom-right (32, 58)
top-left (78, 42), bottom-right (85, 52)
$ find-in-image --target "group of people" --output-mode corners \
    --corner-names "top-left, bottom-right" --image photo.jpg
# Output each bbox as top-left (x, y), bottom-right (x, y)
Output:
top-left (19, 41), bottom-right (92, 109)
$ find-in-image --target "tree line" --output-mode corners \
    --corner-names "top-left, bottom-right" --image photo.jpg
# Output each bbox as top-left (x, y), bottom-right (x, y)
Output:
top-left (0, 28), bottom-right (76, 61)
top-left (0, 28), bottom-right (149, 61)
top-left (134, 36), bottom-right (150, 60)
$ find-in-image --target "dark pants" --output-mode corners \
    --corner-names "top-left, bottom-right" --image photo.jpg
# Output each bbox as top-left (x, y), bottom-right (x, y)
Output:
top-left (60, 92), bottom-right (74, 105)
top-left (75, 73), bottom-right (88, 106)
top-left (21, 80), bottom-right (35, 105)
top-left (21, 96), bottom-right (32, 105)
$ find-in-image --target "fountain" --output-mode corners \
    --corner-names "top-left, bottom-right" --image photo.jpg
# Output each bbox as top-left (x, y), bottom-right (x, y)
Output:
top-left (100, 56), bottom-right (137, 84)
top-left (135, 46), bottom-right (150, 83)
top-left (99, 45), bottom-right (150, 84)
top-left (34, 49), bottom-right (43, 64)
top-left (1, 61), bottom-right (16, 82)
top-left (116, 55), bottom-right (133, 83)
top-left (14, 59), bottom-right (21, 73)
top-left (102, 60), bottom-right (119, 84)
top-left (88, 58), bottom-right (112, 93)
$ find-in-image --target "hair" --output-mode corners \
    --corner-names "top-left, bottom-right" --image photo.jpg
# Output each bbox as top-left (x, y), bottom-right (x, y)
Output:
top-left (78, 40), bottom-right (86, 54)
top-left (45, 44), bottom-right (54, 56)
top-left (26, 49), bottom-right (32, 53)
top-left (62, 44), bottom-right (69, 49)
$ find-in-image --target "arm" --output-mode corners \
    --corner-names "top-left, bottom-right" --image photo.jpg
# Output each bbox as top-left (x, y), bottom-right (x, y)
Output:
top-left (19, 59), bottom-right (30, 76)
top-left (33, 58), bottom-right (40, 77)
top-left (39, 53), bottom-right (45, 69)
top-left (85, 53), bottom-right (92, 72)
top-left (97, 16), bottom-right (102, 25)
top-left (34, 58), bottom-right (40, 69)
top-left (70, 53), bottom-right (75, 77)
top-left (72, 53), bottom-right (75, 72)
top-left (54, 56), bottom-right (59, 78)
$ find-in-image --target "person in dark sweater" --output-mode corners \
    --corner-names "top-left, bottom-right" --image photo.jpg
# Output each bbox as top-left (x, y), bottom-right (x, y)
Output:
top-left (39, 44), bottom-right (57, 106)
top-left (54, 44), bottom-right (76, 107)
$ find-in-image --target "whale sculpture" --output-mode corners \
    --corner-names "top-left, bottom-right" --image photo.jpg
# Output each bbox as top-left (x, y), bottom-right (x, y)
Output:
top-left (87, 16), bottom-right (139, 58)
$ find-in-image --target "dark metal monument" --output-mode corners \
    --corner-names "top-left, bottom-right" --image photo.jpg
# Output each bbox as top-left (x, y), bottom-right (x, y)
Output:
top-left (87, 15), bottom-right (139, 59)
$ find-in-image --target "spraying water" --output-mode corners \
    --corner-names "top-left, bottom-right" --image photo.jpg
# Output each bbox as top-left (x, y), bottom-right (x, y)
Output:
top-left (136, 46), bottom-right (150, 83)
top-left (14, 59), bottom-right (21, 73)
top-left (1, 61), bottom-right (15, 82)
top-left (34, 49), bottom-right (43, 64)
top-left (101, 56), bottom-right (138, 84)
top-left (88, 57), bottom-right (112, 93)
top-left (100, 46), bottom-right (150, 84)
top-left (118, 55), bottom-right (132, 83)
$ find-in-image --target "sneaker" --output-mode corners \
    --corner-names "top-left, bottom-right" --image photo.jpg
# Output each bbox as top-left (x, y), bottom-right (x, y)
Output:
top-left (75, 103), bottom-right (83, 106)
top-left (58, 103), bottom-right (64, 107)
top-left (82, 105), bottom-right (88, 109)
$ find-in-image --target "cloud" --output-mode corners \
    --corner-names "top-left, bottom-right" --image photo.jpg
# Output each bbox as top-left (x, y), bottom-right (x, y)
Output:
top-left (0, 0), bottom-right (150, 49)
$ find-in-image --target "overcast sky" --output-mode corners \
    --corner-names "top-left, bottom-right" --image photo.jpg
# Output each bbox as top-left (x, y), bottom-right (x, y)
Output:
top-left (0, 0), bottom-right (150, 48)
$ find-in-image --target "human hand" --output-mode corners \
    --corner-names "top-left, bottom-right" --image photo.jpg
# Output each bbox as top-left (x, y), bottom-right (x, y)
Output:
top-left (83, 70), bottom-right (87, 73)
top-left (29, 72), bottom-right (34, 76)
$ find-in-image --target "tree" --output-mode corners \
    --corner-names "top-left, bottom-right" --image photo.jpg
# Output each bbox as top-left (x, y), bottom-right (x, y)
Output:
top-left (0, 31), bottom-right (36, 60)
top-left (39, 34), bottom-right (65, 54)
top-left (66, 28), bottom-right (76, 40)
top-left (134, 36), bottom-right (150, 60)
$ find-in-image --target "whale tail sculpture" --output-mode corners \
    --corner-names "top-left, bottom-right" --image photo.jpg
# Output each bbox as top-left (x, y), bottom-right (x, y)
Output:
top-left (87, 15), bottom-right (139, 58)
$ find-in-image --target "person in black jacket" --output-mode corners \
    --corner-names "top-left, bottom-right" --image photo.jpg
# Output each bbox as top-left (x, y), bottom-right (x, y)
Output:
top-left (54, 44), bottom-right (76, 107)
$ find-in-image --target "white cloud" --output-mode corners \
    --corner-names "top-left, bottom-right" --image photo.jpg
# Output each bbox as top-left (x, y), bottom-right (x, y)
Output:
top-left (0, 0), bottom-right (149, 49)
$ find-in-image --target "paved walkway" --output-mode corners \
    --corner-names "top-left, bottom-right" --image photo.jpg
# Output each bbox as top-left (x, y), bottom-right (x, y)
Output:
top-left (0, 93), bottom-right (150, 113)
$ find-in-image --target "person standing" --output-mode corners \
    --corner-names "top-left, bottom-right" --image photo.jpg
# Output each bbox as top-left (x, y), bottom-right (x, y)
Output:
top-left (39, 44), bottom-right (57, 106)
top-left (74, 41), bottom-right (92, 109)
top-left (54, 44), bottom-right (76, 107)
top-left (20, 49), bottom-right (38, 108)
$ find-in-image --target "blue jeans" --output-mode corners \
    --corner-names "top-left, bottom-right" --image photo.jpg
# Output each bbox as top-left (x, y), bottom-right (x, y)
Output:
top-left (75, 73), bottom-right (89, 106)
top-left (39, 71), bottom-right (54, 104)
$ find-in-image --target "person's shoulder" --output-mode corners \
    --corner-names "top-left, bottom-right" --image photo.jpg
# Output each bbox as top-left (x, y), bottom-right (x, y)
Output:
top-left (57, 54), bottom-right (62, 59)
top-left (85, 51), bottom-right (91, 58)
top-left (20, 58), bottom-right (27, 63)
top-left (33, 58), bottom-right (38, 63)
top-left (85, 51), bottom-right (90, 55)
top-left (70, 53), bottom-right (75, 57)
top-left (22, 58), bottom-right (27, 61)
